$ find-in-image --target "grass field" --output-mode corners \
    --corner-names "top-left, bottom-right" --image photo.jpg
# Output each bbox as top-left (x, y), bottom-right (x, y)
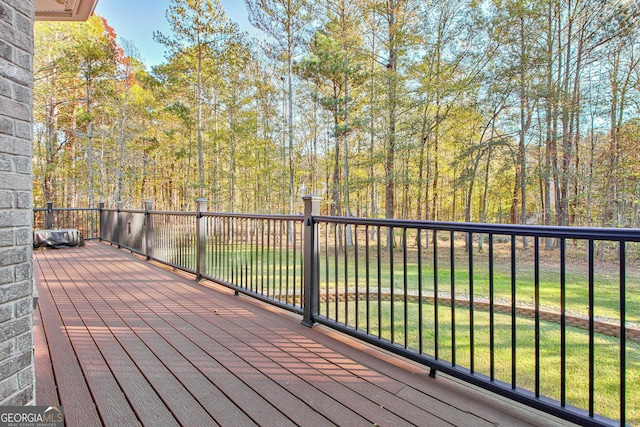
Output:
top-left (317, 230), bottom-right (640, 325)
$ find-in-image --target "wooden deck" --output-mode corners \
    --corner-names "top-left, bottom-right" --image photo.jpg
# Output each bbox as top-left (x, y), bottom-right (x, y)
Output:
top-left (34, 242), bottom-right (573, 426)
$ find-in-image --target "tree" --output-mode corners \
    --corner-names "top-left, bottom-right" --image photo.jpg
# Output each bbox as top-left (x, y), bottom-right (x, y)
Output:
top-left (115, 40), bottom-right (139, 203)
top-left (31, 1), bottom-right (640, 232)
top-left (296, 10), bottom-right (364, 213)
top-left (245, 0), bottom-right (314, 217)
top-left (490, 0), bottom-right (545, 242)
top-left (383, 0), bottom-right (402, 227)
top-left (33, 21), bottom-right (75, 204)
top-left (34, 17), bottom-right (119, 207)
top-left (220, 30), bottom-right (254, 211)
top-left (597, 1), bottom-right (640, 229)
top-left (69, 17), bottom-right (120, 207)
top-left (411, 0), bottom-right (489, 225)
top-left (155, 0), bottom-right (235, 199)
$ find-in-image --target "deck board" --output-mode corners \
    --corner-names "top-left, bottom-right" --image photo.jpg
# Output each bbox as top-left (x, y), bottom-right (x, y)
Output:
top-left (44, 256), bottom-right (142, 427)
top-left (35, 259), bottom-right (103, 426)
top-left (50, 251), bottom-right (217, 427)
top-left (33, 305), bottom-right (58, 407)
top-left (34, 242), bottom-right (574, 427)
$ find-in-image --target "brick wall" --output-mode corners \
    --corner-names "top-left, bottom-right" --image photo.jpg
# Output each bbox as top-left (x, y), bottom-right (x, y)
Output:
top-left (0, 0), bottom-right (35, 406)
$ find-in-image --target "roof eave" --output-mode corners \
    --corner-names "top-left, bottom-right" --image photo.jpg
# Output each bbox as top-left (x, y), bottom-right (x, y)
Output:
top-left (35, 0), bottom-right (100, 22)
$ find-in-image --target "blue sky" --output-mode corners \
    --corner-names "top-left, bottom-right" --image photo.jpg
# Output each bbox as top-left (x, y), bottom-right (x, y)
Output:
top-left (94, 0), bottom-right (254, 68)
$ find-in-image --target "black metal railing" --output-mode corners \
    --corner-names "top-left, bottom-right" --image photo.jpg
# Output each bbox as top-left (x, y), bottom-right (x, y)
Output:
top-left (34, 198), bottom-right (640, 426)
top-left (33, 202), bottom-right (99, 239)
top-left (95, 200), bottom-right (306, 314)
top-left (307, 212), bottom-right (640, 427)
top-left (200, 212), bottom-right (305, 313)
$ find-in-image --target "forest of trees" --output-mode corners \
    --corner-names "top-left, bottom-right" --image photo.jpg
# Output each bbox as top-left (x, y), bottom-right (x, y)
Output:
top-left (33, 0), bottom-right (640, 228)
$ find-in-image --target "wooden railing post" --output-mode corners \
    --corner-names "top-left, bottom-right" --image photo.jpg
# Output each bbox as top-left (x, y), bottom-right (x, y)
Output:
top-left (302, 195), bottom-right (321, 327)
top-left (196, 198), bottom-right (207, 280)
top-left (45, 201), bottom-right (53, 229)
top-left (144, 200), bottom-right (153, 260)
top-left (116, 201), bottom-right (123, 248)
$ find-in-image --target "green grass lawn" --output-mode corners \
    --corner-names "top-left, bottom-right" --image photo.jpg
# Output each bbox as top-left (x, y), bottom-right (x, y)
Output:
top-left (317, 233), bottom-right (640, 324)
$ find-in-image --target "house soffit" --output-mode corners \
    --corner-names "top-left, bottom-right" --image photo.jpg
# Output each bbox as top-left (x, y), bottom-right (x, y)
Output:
top-left (35, 0), bottom-right (99, 22)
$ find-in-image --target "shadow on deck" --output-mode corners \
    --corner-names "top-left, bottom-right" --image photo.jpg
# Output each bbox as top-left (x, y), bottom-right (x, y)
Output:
top-left (33, 242), bottom-right (574, 426)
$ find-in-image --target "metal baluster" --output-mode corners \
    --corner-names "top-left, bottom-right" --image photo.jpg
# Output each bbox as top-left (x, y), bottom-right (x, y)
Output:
top-left (451, 230), bottom-right (456, 367)
top-left (418, 228), bottom-right (423, 354)
top-left (588, 239), bottom-right (595, 417)
top-left (469, 231), bottom-right (474, 373)
top-left (534, 236), bottom-right (540, 398)
top-left (403, 228), bottom-right (408, 349)
top-left (365, 225), bottom-right (371, 335)
top-left (434, 230), bottom-right (439, 361)
top-left (620, 241), bottom-right (627, 426)
top-left (511, 234), bottom-right (517, 389)
top-left (489, 234), bottom-right (495, 381)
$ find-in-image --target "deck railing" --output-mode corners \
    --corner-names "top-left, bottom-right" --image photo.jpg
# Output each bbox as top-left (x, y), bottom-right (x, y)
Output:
top-left (33, 202), bottom-right (100, 240)
top-left (34, 198), bottom-right (640, 427)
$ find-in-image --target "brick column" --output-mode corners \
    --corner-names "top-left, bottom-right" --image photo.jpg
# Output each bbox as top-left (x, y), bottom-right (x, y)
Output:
top-left (0, 0), bottom-right (35, 406)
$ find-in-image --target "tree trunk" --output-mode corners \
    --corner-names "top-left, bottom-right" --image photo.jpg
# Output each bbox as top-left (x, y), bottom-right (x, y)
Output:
top-left (385, 0), bottom-right (398, 251)
top-left (197, 44), bottom-right (205, 198)
top-left (117, 68), bottom-right (131, 204)
top-left (229, 91), bottom-right (236, 211)
top-left (343, 78), bottom-right (353, 246)
top-left (288, 32), bottom-right (295, 218)
top-left (86, 78), bottom-right (94, 208)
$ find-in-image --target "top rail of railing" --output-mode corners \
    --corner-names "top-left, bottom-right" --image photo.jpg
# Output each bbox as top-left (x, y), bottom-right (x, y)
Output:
top-left (33, 207), bottom-right (100, 212)
top-left (39, 203), bottom-right (640, 241)
top-left (317, 215), bottom-right (640, 241)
